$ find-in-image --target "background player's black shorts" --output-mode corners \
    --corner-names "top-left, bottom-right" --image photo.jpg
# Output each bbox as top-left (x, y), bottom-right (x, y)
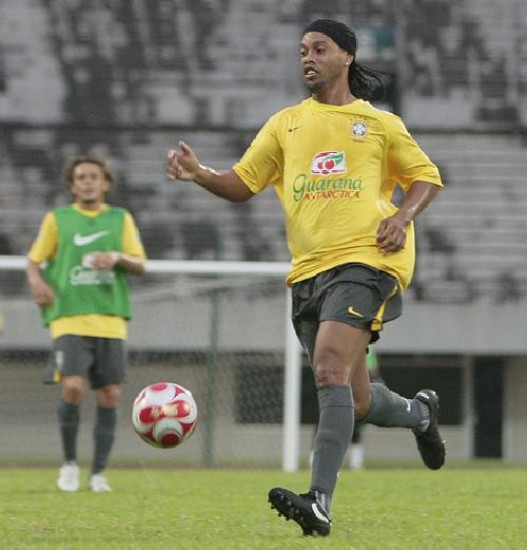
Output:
top-left (51, 335), bottom-right (127, 389)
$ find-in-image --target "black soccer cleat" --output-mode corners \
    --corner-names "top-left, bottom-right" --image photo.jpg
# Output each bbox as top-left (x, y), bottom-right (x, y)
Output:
top-left (268, 487), bottom-right (331, 536)
top-left (413, 389), bottom-right (446, 470)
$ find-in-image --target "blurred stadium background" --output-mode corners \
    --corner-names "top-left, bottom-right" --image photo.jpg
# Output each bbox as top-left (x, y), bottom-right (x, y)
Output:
top-left (1, 0), bottom-right (527, 467)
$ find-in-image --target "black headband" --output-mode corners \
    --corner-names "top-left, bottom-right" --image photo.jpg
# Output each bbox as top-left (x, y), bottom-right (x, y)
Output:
top-left (303, 19), bottom-right (357, 55)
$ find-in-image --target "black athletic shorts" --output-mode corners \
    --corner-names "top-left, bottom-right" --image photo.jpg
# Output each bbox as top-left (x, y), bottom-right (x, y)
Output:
top-left (51, 335), bottom-right (127, 389)
top-left (291, 263), bottom-right (402, 360)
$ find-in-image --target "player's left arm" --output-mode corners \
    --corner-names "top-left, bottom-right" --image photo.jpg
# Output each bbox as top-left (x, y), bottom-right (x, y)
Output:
top-left (118, 212), bottom-right (146, 275)
top-left (90, 213), bottom-right (146, 274)
top-left (377, 115), bottom-right (443, 253)
top-left (377, 181), bottom-right (440, 253)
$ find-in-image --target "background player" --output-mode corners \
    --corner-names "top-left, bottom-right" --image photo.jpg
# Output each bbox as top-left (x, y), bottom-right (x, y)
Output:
top-left (27, 155), bottom-right (146, 492)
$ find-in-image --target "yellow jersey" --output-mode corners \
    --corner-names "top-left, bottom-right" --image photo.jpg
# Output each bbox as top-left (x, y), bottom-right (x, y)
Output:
top-left (234, 98), bottom-right (443, 288)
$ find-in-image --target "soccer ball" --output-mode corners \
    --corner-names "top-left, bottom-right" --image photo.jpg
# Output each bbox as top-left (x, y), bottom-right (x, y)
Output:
top-left (132, 382), bottom-right (198, 449)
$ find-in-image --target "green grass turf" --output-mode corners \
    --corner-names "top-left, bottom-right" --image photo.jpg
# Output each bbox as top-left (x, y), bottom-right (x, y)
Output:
top-left (1, 466), bottom-right (526, 549)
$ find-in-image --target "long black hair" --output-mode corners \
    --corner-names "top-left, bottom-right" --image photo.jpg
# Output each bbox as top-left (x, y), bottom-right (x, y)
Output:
top-left (349, 61), bottom-right (387, 102)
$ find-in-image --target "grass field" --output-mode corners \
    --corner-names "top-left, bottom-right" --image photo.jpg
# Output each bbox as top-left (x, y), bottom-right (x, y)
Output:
top-left (1, 464), bottom-right (526, 549)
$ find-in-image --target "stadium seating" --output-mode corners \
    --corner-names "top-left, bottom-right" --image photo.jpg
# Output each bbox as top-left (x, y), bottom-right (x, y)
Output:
top-left (0, 0), bottom-right (526, 303)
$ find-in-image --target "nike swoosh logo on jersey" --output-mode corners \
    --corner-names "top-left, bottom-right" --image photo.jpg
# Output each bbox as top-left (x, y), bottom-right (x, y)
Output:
top-left (73, 230), bottom-right (110, 246)
top-left (288, 126), bottom-right (302, 132)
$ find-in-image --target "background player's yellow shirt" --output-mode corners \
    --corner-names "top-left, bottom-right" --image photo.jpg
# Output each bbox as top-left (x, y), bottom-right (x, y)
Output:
top-left (28, 204), bottom-right (146, 339)
top-left (234, 98), bottom-right (443, 289)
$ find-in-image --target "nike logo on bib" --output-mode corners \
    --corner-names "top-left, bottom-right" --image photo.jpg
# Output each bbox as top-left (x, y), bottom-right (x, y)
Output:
top-left (73, 230), bottom-right (110, 247)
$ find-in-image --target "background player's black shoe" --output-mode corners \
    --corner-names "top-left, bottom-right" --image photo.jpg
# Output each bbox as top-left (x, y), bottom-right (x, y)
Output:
top-left (268, 487), bottom-right (331, 536)
top-left (413, 389), bottom-right (446, 470)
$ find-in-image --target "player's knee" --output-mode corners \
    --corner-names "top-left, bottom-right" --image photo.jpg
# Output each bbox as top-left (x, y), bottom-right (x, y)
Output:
top-left (61, 376), bottom-right (86, 403)
top-left (313, 367), bottom-right (348, 389)
top-left (96, 385), bottom-right (121, 407)
top-left (62, 384), bottom-right (84, 404)
top-left (313, 350), bottom-right (351, 388)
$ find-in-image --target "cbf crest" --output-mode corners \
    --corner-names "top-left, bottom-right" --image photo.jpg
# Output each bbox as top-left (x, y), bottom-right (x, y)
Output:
top-left (351, 119), bottom-right (368, 140)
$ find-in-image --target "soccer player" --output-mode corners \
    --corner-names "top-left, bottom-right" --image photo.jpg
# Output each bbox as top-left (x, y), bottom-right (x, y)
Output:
top-left (166, 19), bottom-right (445, 536)
top-left (27, 155), bottom-right (146, 493)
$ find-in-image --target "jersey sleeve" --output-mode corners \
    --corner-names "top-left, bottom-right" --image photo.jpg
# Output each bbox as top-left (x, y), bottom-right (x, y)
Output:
top-left (385, 114), bottom-right (443, 191)
top-left (27, 212), bottom-right (58, 264)
top-left (233, 114), bottom-right (283, 193)
top-left (122, 212), bottom-right (147, 259)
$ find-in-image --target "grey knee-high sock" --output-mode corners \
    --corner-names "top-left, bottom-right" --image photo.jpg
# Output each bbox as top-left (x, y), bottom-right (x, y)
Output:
top-left (58, 400), bottom-right (80, 463)
top-left (92, 407), bottom-right (117, 475)
top-left (359, 383), bottom-right (429, 431)
top-left (311, 385), bottom-right (354, 510)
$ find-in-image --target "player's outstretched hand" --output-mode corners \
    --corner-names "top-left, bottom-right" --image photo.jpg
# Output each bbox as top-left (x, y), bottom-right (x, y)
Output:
top-left (167, 141), bottom-right (200, 182)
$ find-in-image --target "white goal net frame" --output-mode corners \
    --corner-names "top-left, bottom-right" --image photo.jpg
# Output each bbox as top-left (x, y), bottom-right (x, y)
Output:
top-left (0, 255), bottom-right (303, 472)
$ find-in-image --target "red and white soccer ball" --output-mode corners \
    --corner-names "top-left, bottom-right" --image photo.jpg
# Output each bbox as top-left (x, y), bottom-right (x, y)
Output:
top-left (132, 382), bottom-right (198, 449)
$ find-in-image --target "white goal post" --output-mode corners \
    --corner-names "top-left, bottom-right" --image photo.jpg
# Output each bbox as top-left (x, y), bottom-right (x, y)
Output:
top-left (1, 255), bottom-right (303, 472)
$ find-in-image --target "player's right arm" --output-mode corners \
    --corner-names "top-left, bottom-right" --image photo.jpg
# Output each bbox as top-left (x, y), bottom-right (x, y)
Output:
top-left (26, 212), bottom-right (57, 308)
top-left (166, 141), bottom-right (254, 203)
top-left (27, 260), bottom-right (55, 308)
